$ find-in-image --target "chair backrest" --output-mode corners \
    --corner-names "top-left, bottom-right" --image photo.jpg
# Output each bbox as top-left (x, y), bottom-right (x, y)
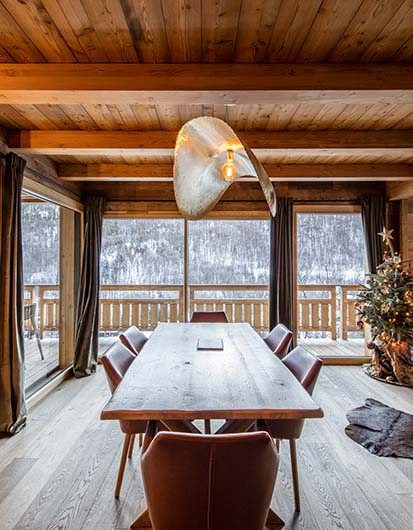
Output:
top-left (190, 310), bottom-right (229, 323)
top-left (141, 428), bottom-right (278, 530)
top-left (24, 303), bottom-right (35, 321)
top-left (119, 325), bottom-right (148, 356)
top-left (282, 346), bottom-right (323, 396)
top-left (101, 341), bottom-right (136, 394)
top-left (263, 323), bottom-right (293, 359)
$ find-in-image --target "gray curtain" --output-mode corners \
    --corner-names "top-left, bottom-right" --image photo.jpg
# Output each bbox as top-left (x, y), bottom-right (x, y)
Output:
top-left (361, 196), bottom-right (386, 273)
top-left (0, 153), bottom-right (27, 434)
top-left (269, 198), bottom-right (294, 335)
top-left (73, 196), bottom-right (105, 378)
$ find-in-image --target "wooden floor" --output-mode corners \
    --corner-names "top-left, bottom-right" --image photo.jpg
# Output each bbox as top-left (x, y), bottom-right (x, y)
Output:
top-left (0, 365), bottom-right (412, 530)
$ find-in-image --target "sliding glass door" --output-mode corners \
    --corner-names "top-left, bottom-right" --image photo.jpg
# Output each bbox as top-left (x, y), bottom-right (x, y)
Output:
top-left (22, 193), bottom-right (61, 393)
top-left (295, 207), bottom-right (367, 356)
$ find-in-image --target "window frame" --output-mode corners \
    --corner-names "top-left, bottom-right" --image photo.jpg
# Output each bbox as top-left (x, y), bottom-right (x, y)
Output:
top-left (22, 179), bottom-right (83, 389)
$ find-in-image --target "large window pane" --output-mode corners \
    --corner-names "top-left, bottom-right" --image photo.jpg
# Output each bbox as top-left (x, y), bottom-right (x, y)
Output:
top-left (101, 219), bottom-right (184, 285)
top-left (296, 212), bottom-right (366, 349)
top-left (297, 213), bottom-right (365, 285)
top-left (188, 220), bottom-right (270, 285)
top-left (22, 196), bottom-right (60, 393)
top-left (99, 219), bottom-right (184, 351)
top-left (188, 220), bottom-right (270, 331)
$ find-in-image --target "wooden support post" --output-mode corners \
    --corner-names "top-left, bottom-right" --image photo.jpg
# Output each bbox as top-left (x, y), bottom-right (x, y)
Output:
top-left (59, 209), bottom-right (76, 368)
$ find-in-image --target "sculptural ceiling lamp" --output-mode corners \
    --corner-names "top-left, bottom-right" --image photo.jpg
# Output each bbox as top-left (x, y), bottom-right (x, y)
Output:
top-left (173, 117), bottom-right (277, 220)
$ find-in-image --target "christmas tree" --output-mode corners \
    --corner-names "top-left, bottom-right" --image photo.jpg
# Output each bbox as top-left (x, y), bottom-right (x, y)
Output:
top-left (356, 228), bottom-right (413, 387)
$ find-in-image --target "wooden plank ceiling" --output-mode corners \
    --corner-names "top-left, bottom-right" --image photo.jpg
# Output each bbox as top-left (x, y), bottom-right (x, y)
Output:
top-left (0, 0), bottom-right (411, 64)
top-left (0, 0), bottom-right (412, 185)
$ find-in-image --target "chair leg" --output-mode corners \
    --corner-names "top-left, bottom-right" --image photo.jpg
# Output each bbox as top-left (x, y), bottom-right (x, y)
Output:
top-left (289, 439), bottom-right (300, 512)
top-left (31, 315), bottom-right (44, 360)
top-left (128, 434), bottom-right (135, 458)
top-left (139, 433), bottom-right (143, 447)
top-left (204, 419), bottom-right (211, 434)
top-left (276, 438), bottom-right (280, 452)
top-left (115, 434), bottom-right (131, 498)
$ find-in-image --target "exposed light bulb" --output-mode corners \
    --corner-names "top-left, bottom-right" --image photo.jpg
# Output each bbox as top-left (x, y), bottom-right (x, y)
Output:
top-left (221, 149), bottom-right (237, 181)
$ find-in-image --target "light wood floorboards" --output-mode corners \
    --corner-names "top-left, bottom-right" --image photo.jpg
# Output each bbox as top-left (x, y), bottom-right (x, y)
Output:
top-left (0, 366), bottom-right (412, 530)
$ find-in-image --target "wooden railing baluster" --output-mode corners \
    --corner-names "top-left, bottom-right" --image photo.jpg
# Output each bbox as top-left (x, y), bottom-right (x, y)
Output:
top-left (23, 283), bottom-right (361, 338)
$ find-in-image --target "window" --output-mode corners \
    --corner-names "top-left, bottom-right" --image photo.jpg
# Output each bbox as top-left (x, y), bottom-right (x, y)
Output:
top-left (101, 219), bottom-right (184, 286)
top-left (22, 195), bottom-right (61, 393)
top-left (188, 220), bottom-right (270, 285)
top-left (296, 212), bottom-right (365, 286)
top-left (99, 219), bottom-right (184, 351)
top-left (188, 220), bottom-right (270, 331)
top-left (295, 209), bottom-right (367, 352)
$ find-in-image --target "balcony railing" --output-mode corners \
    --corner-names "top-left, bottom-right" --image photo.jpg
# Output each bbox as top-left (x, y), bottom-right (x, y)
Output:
top-left (24, 283), bottom-right (361, 338)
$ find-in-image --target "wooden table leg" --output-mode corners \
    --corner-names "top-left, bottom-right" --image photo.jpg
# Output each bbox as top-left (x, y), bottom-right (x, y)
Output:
top-left (265, 507), bottom-right (284, 529)
top-left (215, 418), bottom-right (256, 434)
top-left (131, 508), bottom-right (152, 529)
top-left (160, 419), bottom-right (202, 433)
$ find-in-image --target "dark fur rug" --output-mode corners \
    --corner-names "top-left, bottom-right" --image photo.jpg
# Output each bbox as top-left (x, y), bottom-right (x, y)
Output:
top-left (345, 398), bottom-right (413, 458)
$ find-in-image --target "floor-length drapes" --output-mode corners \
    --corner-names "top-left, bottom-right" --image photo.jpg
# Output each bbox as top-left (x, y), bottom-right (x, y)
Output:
top-left (269, 198), bottom-right (294, 335)
top-left (361, 197), bottom-right (386, 273)
top-left (0, 153), bottom-right (27, 434)
top-left (73, 196), bottom-right (105, 378)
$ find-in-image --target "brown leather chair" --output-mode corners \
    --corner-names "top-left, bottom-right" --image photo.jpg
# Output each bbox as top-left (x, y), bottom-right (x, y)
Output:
top-left (258, 346), bottom-right (322, 512)
top-left (141, 421), bottom-right (279, 530)
top-left (101, 341), bottom-right (147, 498)
top-left (263, 323), bottom-right (293, 359)
top-left (190, 310), bottom-right (229, 323)
top-left (119, 325), bottom-right (148, 356)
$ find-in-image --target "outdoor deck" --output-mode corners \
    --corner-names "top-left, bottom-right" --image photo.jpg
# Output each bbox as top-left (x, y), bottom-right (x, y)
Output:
top-left (299, 338), bottom-right (365, 357)
top-left (24, 337), bottom-right (59, 391)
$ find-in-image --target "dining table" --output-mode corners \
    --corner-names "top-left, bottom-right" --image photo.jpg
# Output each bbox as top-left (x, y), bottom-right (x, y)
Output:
top-left (101, 322), bottom-right (324, 529)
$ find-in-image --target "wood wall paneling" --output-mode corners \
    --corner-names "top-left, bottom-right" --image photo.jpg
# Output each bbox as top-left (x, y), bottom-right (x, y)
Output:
top-left (400, 198), bottom-right (413, 261)
top-left (89, 180), bottom-right (386, 205)
top-left (387, 180), bottom-right (413, 200)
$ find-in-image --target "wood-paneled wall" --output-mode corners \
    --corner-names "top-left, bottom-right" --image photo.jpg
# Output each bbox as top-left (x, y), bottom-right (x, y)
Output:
top-left (400, 199), bottom-right (413, 261)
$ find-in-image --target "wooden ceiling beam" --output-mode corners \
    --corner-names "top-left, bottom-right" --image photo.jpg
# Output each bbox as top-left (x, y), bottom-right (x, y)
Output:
top-left (0, 64), bottom-right (412, 105)
top-left (9, 130), bottom-right (413, 155)
top-left (59, 163), bottom-right (413, 182)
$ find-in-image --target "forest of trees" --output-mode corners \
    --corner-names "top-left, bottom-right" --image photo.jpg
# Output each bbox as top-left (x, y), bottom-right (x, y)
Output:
top-left (296, 213), bottom-right (366, 286)
top-left (22, 206), bottom-right (366, 291)
top-left (22, 201), bottom-right (60, 285)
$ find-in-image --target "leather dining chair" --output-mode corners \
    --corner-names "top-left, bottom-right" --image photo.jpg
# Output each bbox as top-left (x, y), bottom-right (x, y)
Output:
top-left (190, 310), bottom-right (229, 323)
top-left (141, 421), bottom-right (279, 530)
top-left (257, 346), bottom-right (322, 512)
top-left (263, 323), bottom-right (293, 359)
top-left (101, 341), bottom-right (147, 498)
top-left (119, 325), bottom-right (148, 356)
